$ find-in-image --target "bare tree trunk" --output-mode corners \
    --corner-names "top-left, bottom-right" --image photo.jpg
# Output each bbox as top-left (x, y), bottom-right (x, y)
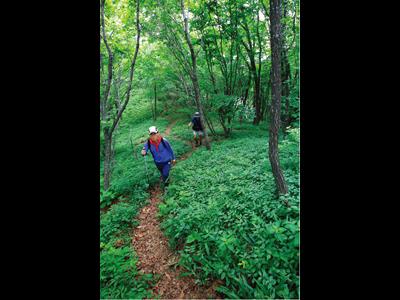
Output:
top-left (201, 37), bottom-right (218, 94)
top-left (204, 94), bottom-right (216, 136)
top-left (255, 11), bottom-right (263, 125)
top-left (218, 108), bottom-right (230, 137)
top-left (241, 19), bottom-right (262, 125)
top-left (109, 0), bottom-right (141, 135)
top-left (103, 129), bottom-right (112, 191)
top-left (181, 0), bottom-right (211, 150)
top-left (269, 0), bottom-right (288, 195)
top-left (243, 68), bottom-right (251, 105)
top-left (100, 0), bottom-right (141, 190)
top-left (281, 0), bottom-right (291, 133)
top-left (203, 112), bottom-right (216, 136)
top-left (282, 49), bottom-right (291, 131)
top-left (253, 63), bottom-right (261, 125)
top-left (100, 0), bottom-right (113, 190)
top-left (177, 70), bottom-right (194, 105)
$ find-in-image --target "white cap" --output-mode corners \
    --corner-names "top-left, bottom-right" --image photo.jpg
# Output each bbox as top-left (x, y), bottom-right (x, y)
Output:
top-left (148, 126), bottom-right (158, 134)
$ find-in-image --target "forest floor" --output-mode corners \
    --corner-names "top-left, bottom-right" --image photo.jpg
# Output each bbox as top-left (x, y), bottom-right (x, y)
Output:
top-left (132, 122), bottom-right (222, 299)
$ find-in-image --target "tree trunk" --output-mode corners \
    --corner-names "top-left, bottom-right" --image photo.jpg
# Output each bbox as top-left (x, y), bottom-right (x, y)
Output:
top-left (244, 69), bottom-right (251, 105)
top-left (181, 0), bottom-right (211, 150)
top-left (192, 74), bottom-right (211, 149)
top-left (100, 0), bottom-right (141, 190)
top-left (204, 94), bottom-right (216, 136)
top-left (255, 11), bottom-right (263, 125)
top-left (100, 0), bottom-right (113, 122)
top-left (241, 17), bottom-right (262, 125)
top-left (269, 0), bottom-right (288, 195)
top-left (218, 108), bottom-right (230, 137)
top-left (281, 0), bottom-right (291, 132)
top-left (253, 68), bottom-right (262, 125)
top-left (103, 129), bottom-right (112, 191)
top-left (203, 111), bottom-right (216, 136)
top-left (282, 49), bottom-right (291, 131)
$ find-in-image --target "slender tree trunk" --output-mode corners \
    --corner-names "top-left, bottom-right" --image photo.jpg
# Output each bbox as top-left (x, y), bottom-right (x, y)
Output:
top-left (249, 51), bottom-right (261, 125)
top-left (103, 129), bottom-right (112, 191)
top-left (192, 75), bottom-right (211, 149)
top-left (253, 69), bottom-right (261, 125)
top-left (255, 11), bottom-right (263, 125)
top-left (204, 115), bottom-right (216, 136)
top-left (262, 74), bottom-right (271, 121)
top-left (201, 39), bottom-right (218, 94)
top-left (282, 49), bottom-right (291, 131)
top-left (181, 0), bottom-right (211, 150)
top-left (178, 70), bottom-right (193, 105)
top-left (100, 0), bottom-right (113, 190)
top-left (100, 0), bottom-right (141, 190)
top-left (218, 108), bottom-right (231, 137)
top-left (204, 94), bottom-right (216, 136)
top-left (281, 0), bottom-right (291, 132)
top-left (244, 69), bottom-right (251, 105)
top-left (241, 18), bottom-right (262, 125)
top-left (269, 0), bottom-right (288, 195)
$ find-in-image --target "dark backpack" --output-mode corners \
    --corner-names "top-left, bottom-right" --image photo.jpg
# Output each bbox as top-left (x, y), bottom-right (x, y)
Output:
top-left (147, 138), bottom-right (167, 158)
top-left (192, 116), bottom-right (202, 130)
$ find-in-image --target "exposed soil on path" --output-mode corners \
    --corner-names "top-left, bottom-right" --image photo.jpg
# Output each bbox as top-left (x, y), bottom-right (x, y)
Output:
top-left (132, 122), bottom-right (222, 299)
top-left (165, 120), bottom-right (177, 136)
top-left (132, 183), bottom-right (222, 299)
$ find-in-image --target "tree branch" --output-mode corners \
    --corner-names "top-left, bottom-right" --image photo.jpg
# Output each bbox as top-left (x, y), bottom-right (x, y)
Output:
top-left (100, 0), bottom-right (113, 120)
top-left (110, 0), bottom-right (141, 134)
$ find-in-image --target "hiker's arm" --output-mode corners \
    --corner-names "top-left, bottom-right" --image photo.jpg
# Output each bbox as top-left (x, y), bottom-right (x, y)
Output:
top-left (188, 122), bottom-right (192, 127)
top-left (141, 143), bottom-right (148, 156)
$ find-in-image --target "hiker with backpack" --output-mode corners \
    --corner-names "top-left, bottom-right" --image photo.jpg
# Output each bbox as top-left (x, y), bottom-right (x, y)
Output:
top-left (188, 112), bottom-right (204, 146)
top-left (141, 126), bottom-right (176, 185)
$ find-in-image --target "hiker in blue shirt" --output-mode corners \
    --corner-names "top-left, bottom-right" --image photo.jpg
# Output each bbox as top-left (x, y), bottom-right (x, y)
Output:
top-left (187, 111), bottom-right (204, 146)
top-left (141, 126), bottom-right (176, 185)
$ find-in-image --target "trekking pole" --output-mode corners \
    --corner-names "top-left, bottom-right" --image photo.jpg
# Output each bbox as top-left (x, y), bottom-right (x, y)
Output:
top-left (143, 154), bottom-right (150, 184)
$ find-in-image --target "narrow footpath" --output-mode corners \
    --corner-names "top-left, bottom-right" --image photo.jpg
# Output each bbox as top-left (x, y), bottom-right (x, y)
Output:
top-left (132, 122), bottom-right (222, 299)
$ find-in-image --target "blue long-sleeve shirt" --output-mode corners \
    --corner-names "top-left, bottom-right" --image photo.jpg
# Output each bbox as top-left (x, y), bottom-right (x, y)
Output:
top-left (143, 137), bottom-right (175, 164)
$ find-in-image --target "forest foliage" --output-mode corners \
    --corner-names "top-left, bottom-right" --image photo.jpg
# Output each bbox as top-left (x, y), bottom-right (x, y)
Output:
top-left (100, 0), bottom-right (299, 298)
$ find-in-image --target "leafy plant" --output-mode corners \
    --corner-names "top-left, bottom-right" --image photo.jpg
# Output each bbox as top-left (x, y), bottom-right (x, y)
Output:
top-left (100, 189), bottom-right (117, 209)
top-left (159, 127), bottom-right (300, 299)
top-left (100, 244), bottom-right (155, 299)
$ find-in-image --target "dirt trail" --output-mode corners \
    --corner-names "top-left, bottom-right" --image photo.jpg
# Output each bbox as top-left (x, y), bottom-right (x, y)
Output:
top-left (164, 120), bottom-right (177, 136)
top-left (132, 122), bottom-right (222, 299)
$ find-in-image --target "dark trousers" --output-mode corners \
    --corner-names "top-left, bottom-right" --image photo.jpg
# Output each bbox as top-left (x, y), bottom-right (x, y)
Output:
top-left (155, 161), bottom-right (171, 182)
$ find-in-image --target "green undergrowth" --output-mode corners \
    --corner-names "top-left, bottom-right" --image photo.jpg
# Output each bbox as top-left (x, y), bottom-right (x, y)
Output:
top-left (158, 127), bottom-right (300, 299)
top-left (100, 198), bottom-right (156, 299)
top-left (100, 241), bottom-right (155, 299)
top-left (100, 115), bottom-right (166, 299)
top-left (100, 103), bottom-right (299, 298)
top-left (100, 114), bottom-right (192, 299)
